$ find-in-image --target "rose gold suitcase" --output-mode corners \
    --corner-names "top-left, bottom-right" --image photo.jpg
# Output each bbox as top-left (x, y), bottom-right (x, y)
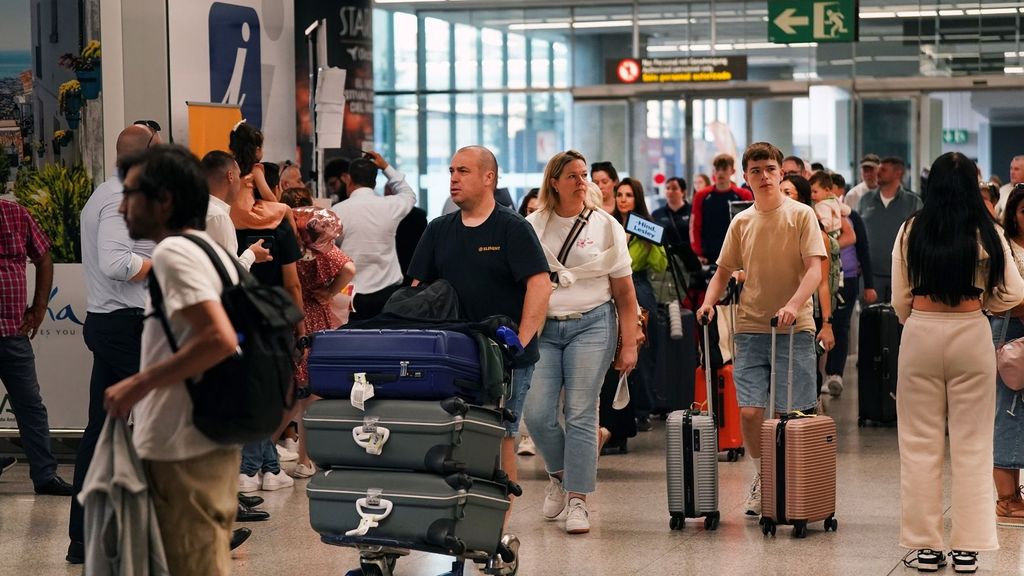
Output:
top-left (759, 319), bottom-right (839, 538)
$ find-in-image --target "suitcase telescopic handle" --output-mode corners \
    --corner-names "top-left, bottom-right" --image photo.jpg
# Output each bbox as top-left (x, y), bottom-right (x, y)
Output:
top-left (699, 315), bottom-right (714, 417)
top-left (768, 317), bottom-right (795, 420)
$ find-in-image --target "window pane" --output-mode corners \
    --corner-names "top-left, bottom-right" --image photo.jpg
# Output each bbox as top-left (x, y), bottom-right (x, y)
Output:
top-left (425, 18), bottom-right (451, 91)
top-left (424, 94), bottom-right (452, 218)
top-left (552, 42), bottom-right (569, 88)
top-left (393, 12), bottom-right (418, 91)
top-left (454, 24), bottom-right (479, 90)
top-left (455, 94), bottom-right (479, 150)
top-left (481, 28), bottom-right (504, 90)
top-left (507, 33), bottom-right (526, 89)
top-left (372, 9), bottom-right (392, 91)
top-left (531, 38), bottom-right (550, 88)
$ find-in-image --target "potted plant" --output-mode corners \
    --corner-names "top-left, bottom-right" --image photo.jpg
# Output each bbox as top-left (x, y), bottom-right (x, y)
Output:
top-left (34, 140), bottom-right (45, 158)
top-left (59, 40), bottom-right (101, 100)
top-left (58, 80), bottom-right (83, 129)
top-left (53, 130), bottom-right (72, 148)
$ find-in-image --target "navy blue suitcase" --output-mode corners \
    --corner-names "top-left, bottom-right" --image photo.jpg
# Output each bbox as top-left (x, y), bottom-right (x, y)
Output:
top-left (308, 329), bottom-right (483, 402)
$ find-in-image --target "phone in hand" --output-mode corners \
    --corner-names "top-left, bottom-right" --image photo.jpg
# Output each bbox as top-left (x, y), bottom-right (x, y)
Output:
top-left (816, 339), bottom-right (827, 356)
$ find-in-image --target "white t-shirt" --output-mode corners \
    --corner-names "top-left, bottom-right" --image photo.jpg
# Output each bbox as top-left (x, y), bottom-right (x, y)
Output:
top-left (132, 231), bottom-right (240, 461)
top-left (535, 209), bottom-right (632, 316)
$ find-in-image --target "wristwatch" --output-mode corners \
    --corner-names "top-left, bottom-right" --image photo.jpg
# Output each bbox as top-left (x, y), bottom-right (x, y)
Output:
top-left (824, 316), bottom-right (833, 325)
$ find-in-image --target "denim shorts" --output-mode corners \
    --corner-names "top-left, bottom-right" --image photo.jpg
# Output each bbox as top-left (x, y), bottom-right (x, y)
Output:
top-left (733, 331), bottom-right (817, 413)
top-left (990, 315), bottom-right (1024, 469)
top-left (504, 363), bottom-right (535, 437)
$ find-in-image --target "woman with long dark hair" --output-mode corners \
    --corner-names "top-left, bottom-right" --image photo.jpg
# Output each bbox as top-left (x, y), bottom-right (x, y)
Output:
top-left (228, 121), bottom-right (291, 231)
top-left (991, 185), bottom-right (1024, 527)
top-left (591, 161), bottom-right (620, 214)
top-left (893, 152), bottom-right (1024, 572)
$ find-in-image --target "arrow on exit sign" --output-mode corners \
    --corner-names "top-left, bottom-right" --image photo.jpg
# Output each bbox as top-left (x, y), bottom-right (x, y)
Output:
top-left (769, 0), bottom-right (858, 43)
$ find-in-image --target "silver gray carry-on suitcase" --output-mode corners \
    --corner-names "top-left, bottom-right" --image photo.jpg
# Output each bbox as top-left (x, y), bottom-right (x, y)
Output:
top-left (304, 397), bottom-right (509, 478)
top-left (666, 318), bottom-right (720, 530)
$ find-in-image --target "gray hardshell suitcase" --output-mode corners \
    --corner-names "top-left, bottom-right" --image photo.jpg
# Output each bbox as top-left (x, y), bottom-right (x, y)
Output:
top-left (304, 397), bottom-right (508, 478)
top-left (666, 319), bottom-right (720, 530)
top-left (307, 469), bottom-right (510, 556)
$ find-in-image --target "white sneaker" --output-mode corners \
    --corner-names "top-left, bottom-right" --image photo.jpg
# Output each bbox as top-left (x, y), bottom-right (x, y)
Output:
top-left (744, 473), bottom-right (762, 516)
top-left (565, 498), bottom-right (590, 534)
top-left (517, 436), bottom-right (536, 456)
top-left (825, 374), bottom-right (844, 397)
top-left (238, 472), bottom-right (261, 493)
top-left (261, 469), bottom-right (295, 491)
top-left (279, 437), bottom-right (299, 452)
top-left (542, 476), bottom-right (568, 520)
top-left (288, 462), bottom-right (316, 479)
top-left (276, 443), bottom-right (299, 462)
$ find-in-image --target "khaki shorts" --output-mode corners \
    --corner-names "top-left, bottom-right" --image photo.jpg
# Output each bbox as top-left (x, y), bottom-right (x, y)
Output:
top-left (145, 447), bottom-right (241, 576)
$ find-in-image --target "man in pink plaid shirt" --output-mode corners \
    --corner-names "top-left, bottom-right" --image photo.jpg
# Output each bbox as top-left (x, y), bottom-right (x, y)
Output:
top-left (0, 199), bottom-right (73, 495)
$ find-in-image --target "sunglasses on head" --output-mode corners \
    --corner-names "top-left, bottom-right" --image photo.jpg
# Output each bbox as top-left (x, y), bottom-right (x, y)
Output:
top-left (133, 120), bottom-right (161, 132)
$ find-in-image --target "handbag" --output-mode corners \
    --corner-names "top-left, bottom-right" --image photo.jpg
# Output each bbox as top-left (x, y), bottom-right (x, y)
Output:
top-left (996, 313), bottom-right (1024, 391)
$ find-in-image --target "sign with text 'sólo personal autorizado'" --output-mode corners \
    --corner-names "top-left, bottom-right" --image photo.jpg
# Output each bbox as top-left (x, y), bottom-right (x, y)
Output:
top-left (609, 57), bottom-right (747, 84)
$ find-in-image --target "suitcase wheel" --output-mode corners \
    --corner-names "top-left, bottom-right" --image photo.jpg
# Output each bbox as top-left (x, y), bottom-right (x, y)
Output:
top-left (793, 521), bottom-right (808, 539)
top-left (824, 515), bottom-right (838, 532)
top-left (669, 516), bottom-right (684, 531)
top-left (703, 512), bottom-right (720, 531)
top-left (857, 418), bottom-right (866, 428)
top-left (761, 519), bottom-right (776, 537)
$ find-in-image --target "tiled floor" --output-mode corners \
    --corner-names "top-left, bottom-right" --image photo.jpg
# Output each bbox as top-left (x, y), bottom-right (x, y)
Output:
top-left (2, 357), bottom-right (1023, 575)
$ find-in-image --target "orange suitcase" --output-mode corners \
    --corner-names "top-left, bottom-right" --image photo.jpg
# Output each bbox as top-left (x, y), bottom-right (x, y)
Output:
top-left (693, 364), bottom-right (744, 461)
top-left (759, 319), bottom-right (838, 538)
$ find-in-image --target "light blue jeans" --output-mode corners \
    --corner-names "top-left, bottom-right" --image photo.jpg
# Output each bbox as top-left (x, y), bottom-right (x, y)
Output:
top-left (524, 301), bottom-right (617, 494)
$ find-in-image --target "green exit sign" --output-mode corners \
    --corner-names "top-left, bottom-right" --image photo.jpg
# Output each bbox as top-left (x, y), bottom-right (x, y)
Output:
top-left (769, 0), bottom-right (858, 44)
top-left (942, 129), bottom-right (969, 144)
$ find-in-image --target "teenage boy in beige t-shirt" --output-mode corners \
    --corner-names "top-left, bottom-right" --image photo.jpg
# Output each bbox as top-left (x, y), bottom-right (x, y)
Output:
top-left (696, 142), bottom-right (827, 517)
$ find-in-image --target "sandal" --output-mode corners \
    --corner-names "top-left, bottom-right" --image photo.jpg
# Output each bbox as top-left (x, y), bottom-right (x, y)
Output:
top-left (950, 550), bottom-right (977, 573)
top-left (902, 549), bottom-right (946, 572)
top-left (996, 494), bottom-right (1024, 527)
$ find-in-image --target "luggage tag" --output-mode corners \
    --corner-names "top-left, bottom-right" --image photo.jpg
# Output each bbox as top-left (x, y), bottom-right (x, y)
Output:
top-left (346, 488), bottom-right (393, 537)
top-left (350, 373), bottom-right (375, 411)
top-left (352, 416), bottom-right (391, 455)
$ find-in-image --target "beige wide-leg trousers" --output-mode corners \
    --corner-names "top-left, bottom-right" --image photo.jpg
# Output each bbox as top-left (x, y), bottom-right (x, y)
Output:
top-left (897, 309), bottom-right (998, 552)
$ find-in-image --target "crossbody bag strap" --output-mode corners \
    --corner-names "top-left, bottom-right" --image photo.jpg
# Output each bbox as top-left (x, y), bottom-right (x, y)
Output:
top-left (999, 311), bottom-right (1013, 348)
top-left (550, 208), bottom-right (594, 283)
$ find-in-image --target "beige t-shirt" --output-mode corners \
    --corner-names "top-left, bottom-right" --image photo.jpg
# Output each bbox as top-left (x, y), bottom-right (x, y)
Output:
top-left (717, 197), bottom-right (827, 334)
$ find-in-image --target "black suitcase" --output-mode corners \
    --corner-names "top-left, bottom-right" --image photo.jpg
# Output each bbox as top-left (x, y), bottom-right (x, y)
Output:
top-left (652, 304), bottom-right (697, 414)
top-left (857, 304), bottom-right (900, 426)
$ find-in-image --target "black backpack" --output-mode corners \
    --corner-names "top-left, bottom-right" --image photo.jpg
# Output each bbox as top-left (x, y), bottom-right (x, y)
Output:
top-left (148, 234), bottom-right (305, 444)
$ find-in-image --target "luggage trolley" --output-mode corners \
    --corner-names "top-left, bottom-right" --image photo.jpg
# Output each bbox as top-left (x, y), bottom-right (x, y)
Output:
top-left (305, 327), bottom-right (525, 576)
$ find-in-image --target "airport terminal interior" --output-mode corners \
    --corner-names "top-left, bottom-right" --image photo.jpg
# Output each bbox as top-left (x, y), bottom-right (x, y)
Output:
top-left (1, 0), bottom-right (1024, 574)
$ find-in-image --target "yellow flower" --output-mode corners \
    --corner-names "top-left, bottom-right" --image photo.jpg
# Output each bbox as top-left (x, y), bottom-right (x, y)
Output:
top-left (82, 40), bottom-right (101, 61)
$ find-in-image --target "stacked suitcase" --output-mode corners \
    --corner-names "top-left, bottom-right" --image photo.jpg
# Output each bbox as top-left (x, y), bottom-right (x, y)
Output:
top-left (305, 329), bottom-right (520, 576)
top-left (759, 319), bottom-right (839, 538)
top-left (666, 320), bottom-right (721, 531)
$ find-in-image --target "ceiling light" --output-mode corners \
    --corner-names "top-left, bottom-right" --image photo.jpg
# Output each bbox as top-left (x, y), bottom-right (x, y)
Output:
top-left (860, 11), bottom-right (896, 18)
top-left (508, 22), bottom-right (570, 31)
top-left (714, 43), bottom-right (734, 50)
top-left (572, 20), bottom-right (633, 29)
top-left (896, 10), bottom-right (938, 17)
top-left (647, 45), bottom-right (679, 53)
top-left (1005, 66), bottom-right (1024, 74)
top-left (688, 44), bottom-right (711, 51)
top-left (938, 9), bottom-right (964, 16)
top-left (1006, 51), bottom-right (1024, 58)
top-left (966, 7), bottom-right (1018, 15)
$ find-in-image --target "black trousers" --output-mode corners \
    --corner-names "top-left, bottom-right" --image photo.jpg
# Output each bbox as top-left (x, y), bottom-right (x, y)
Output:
top-left (349, 284), bottom-right (402, 322)
top-left (69, 309), bottom-right (144, 544)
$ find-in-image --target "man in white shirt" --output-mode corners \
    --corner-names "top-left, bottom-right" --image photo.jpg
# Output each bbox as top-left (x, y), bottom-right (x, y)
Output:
top-left (996, 155), bottom-right (1024, 219)
top-left (69, 123), bottom-right (158, 563)
top-left (201, 151), bottom-right (270, 272)
top-left (104, 144), bottom-right (242, 575)
top-left (331, 151), bottom-right (416, 321)
top-left (844, 154), bottom-right (880, 213)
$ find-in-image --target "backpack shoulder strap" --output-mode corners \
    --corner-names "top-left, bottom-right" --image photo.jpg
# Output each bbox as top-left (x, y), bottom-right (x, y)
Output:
top-left (179, 233), bottom-right (242, 288)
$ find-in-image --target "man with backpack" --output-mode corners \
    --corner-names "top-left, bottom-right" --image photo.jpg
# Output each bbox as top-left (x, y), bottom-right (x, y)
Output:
top-left (103, 144), bottom-right (249, 574)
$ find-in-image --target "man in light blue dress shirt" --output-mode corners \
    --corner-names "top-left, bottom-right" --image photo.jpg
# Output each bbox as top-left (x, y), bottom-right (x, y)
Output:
top-left (67, 124), bottom-right (158, 564)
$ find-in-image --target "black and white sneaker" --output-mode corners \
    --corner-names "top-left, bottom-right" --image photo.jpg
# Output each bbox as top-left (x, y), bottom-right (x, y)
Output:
top-left (950, 550), bottom-right (977, 573)
top-left (902, 549), bottom-right (947, 572)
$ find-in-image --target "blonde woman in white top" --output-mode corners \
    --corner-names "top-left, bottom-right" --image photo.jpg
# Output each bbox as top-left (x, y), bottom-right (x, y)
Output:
top-left (524, 150), bottom-right (639, 535)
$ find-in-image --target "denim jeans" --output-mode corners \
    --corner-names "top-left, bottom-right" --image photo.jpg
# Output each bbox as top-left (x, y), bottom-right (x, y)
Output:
top-left (825, 277), bottom-right (860, 377)
top-left (524, 301), bottom-right (616, 494)
top-left (504, 363), bottom-right (535, 437)
top-left (0, 336), bottom-right (58, 487)
top-left (990, 315), bottom-right (1024, 469)
top-left (733, 330), bottom-right (817, 413)
top-left (240, 439), bottom-right (280, 476)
